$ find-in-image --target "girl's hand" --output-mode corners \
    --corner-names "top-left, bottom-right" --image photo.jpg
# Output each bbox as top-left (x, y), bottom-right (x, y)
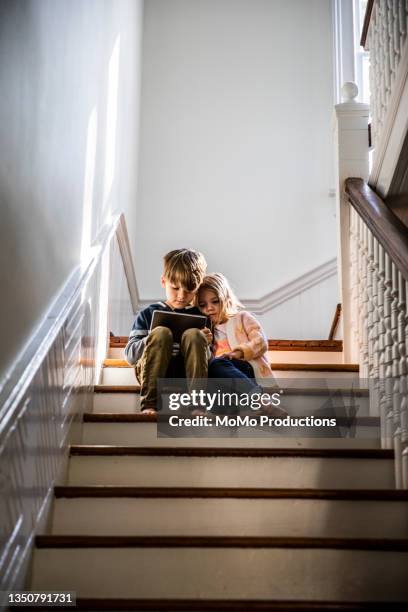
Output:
top-left (201, 327), bottom-right (213, 345)
top-left (223, 349), bottom-right (244, 360)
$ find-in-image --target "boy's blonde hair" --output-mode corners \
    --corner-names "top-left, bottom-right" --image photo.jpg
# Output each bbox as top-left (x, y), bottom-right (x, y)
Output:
top-left (197, 273), bottom-right (243, 323)
top-left (163, 249), bottom-right (207, 292)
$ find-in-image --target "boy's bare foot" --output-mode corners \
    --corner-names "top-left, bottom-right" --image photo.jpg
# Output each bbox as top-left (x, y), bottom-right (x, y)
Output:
top-left (141, 406), bottom-right (157, 415)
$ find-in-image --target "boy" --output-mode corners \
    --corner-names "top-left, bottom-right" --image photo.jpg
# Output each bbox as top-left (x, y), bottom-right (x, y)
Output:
top-left (125, 248), bottom-right (212, 413)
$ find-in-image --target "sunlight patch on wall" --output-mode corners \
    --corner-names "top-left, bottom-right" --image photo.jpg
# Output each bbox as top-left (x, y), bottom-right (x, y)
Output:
top-left (103, 35), bottom-right (121, 218)
top-left (80, 106), bottom-right (98, 268)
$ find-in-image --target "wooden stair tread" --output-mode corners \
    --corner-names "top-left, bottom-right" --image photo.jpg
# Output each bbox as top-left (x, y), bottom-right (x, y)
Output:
top-left (69, 446), bottom-right (393, 458)
top-left (103, 359), bottom-right (359, 372)
top-left (110, 336), bottom-right (344, 352)
top-left (54, 485), bottom-right (408, 500)
top-left (52, 598), bottom-right (408, 611)
top-left (95, 384), bottom-right (141, 392)
top-left (93, 385), bottom-right (369, 395)
top-left (35, 535), bottom-right (408, 550)
top-left (83, 412), bottom-right (379, 425)
top-left (270, 364), bottom-right (359, 372)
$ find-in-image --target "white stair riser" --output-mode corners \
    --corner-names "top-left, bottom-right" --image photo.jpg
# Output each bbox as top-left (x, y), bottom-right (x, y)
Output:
top-left (108, 347), bottom-right (126, 359)
top-left (92, 392), bottom-right (370, 415)
top-left (31, 547), bottom-right (408, 600)
top-left (67, 456), bottom-right (395, 489)
top-left (101, 367), bottom-right (359, 385)
top-left (274, 371), bottom-right (359, 380)
top-left (108, 347), bottom-right (344, 364)
top-left (267, 351), bottom-right (344, 364)
top-left (51, 497), bottom-right (408, 538)
top-left (81, 422), bottom-right (380, 448)
top-left (93, 393), bottom-right (141, 413)
top-left (101, 367), bottom-right (137, 385)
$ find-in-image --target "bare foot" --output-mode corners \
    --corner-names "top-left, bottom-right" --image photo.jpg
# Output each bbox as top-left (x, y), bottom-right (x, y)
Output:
top-left (141, 407), bottom-right (157, 415)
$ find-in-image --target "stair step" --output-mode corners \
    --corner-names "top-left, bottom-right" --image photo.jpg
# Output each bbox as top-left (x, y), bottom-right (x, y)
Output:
top-left (103, 358), bottom-right (359, 371)
top-left (92, 386), bottom-right (370, 416)
top-left (93, 385), bottom-right (369, 395)
top-left (66, 447), bottom-right (394, 488)
top-left (109, 337), bottom-right (345, 364)
top-left (94, 385), bottom-right (141, 392)
top-left (100, 366), bottom-right (359, 385)
top-left (84, 413), bottom-right (377, 424)
top-left (30, 544), bottom-right (408, 600)
top-left (110, 336), bottom-right (344, 352)
top-left (35, 535), bottom-right (408, 550)
top-left (81, 414), bottom-right (379, 448)
top-left (109, 347), bottom-right (346, 363)
top-left (54, 486), bottom-right (408, 500)
top-left (51, 489), bottom-right (408, 538)
top-left (70, 447), bottom-right (391, 457)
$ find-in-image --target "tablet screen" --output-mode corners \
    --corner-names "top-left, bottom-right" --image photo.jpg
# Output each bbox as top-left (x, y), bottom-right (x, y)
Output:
top-left (150, 310), bottom-right (208, 343)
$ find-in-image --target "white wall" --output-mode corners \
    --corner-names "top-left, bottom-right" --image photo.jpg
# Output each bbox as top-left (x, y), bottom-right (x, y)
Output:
top-left (0, 0), bottom-right (144, 381)
top-left (135, 0), bottom-right (339, 337)
top-left (257, 274), bottom-right (339, 338)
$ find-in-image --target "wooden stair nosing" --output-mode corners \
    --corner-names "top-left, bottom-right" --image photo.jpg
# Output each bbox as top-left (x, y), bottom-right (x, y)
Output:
top-left (53, 485), bottom-right (408, 501)
top-left (93, 385), bottom-right (369, 396)
top-left (69, 446), bottom-right (394, 459)
top-left (84, 412), bottom-right (157, 422)
top-left (47, 597), bottom-right (408, 612)
top-left (83, 412), bottom-right (380, 426)
top-left (109, 336), bottom-right (344, 352)
top-left (102, 359), bottom-right (359, 372)
top-left (48, 597), bottom-right (408, 611)
top-left (34, 534), bottom-right (408, 551)
top-left (268, 340), bottom-right (343, 352)
top-left (269, 363), bottom-right (359, 372)
top-left (94, 384), bottom-right (141, 392)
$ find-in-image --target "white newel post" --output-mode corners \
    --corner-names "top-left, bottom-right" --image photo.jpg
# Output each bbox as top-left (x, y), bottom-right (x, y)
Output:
top-left (333, 82), bottom-right (370, 363)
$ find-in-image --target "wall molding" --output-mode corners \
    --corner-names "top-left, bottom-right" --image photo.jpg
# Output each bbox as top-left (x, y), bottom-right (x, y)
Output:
top-left (139, 258), bottom-right (338, 316)
top-left (0, 215), bottom-right (117, 426)
top-left (242, 259), bottom-right (338, 314)
top-left (0, 212), bottom-right (136, 600)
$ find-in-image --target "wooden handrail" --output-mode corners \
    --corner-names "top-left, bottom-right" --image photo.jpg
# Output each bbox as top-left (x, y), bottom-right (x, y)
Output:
top-left (345, 178), bottom-right (408, 282)
top-left (360, 0), bottom-right (374, 49)
top-left (328, 304), bottom-right (342, 341)
top-left (116, 213), bottom-right (140, 313)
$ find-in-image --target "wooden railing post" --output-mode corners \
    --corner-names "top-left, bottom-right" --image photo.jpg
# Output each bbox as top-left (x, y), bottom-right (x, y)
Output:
top-left (333, 82), bottom-right (370, 362)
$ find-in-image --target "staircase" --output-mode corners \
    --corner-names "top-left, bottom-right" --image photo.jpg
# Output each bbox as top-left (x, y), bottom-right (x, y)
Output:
top-left (28, 339), bottom-right (408, 610)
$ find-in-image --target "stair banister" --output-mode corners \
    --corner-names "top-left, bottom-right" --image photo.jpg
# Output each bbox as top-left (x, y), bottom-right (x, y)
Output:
top-left (361, 0), bottom-right (408, 153)
top-left (334, 78), bottom-right (408, 488)
top-left (345, 179), bottom-right (408, 281)
top-left (361, 0), bottom-right (408, 200)
top-left (333, 81), bottom-right (370, 364)
top-left (345, 177), bottom-right (408, 488)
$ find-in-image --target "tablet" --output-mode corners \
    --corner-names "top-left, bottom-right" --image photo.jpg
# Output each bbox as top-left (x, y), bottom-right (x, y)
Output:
top-left (150, 310), bottom-right (207, 343)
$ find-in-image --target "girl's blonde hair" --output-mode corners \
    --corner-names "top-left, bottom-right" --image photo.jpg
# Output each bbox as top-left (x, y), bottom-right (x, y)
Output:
top-left (197, 273), bottom-right (243, 323)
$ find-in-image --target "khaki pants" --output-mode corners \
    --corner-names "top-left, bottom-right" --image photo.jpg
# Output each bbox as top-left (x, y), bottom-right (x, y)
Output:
top-left (135, 326), bottom-right (208, 410)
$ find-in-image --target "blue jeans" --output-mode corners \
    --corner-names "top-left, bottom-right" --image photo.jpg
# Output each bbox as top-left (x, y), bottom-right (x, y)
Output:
top-left (208, 357), bottom-right (262, 414)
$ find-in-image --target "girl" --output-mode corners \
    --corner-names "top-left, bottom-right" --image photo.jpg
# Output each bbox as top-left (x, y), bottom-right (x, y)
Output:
top-left (196, 273), bottom-right (286, 415)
